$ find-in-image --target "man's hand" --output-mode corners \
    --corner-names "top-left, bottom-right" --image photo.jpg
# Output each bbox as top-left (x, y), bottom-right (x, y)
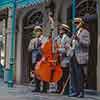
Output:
top-left (75, 35), bottom-right (80, 41)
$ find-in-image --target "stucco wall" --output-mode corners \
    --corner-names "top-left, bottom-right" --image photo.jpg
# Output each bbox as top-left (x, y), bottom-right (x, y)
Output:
top-left (97, 0), bottom-right (100, 92)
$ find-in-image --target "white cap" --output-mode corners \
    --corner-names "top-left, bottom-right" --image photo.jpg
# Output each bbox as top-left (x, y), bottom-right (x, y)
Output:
top-left (34, 26), bottom-right (42, 31)
top-left (59, 24), bottom-right (70, 32)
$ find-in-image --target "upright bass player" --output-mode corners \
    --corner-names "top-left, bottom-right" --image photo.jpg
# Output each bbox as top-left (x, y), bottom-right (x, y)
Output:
top-left (28, 26), bottom-right (49, 93)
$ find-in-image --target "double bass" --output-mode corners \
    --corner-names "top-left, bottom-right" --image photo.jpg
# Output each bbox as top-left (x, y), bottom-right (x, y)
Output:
top-left (34, 15), bottom-right (62, 83)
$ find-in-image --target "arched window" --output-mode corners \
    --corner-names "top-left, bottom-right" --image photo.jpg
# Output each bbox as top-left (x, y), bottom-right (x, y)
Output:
top-left (76, 0), bottom-right (97, 17)
top-left (23, 10), bottom-right (43, 28)
top-left (28, 11), bottom-right (43, 25)
top-left (67, 0), bottom-right (97, 19)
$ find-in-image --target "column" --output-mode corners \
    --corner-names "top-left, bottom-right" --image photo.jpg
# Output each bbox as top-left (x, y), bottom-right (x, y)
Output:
top-left (16, 20), bottom-right (22, 84)
top-left (4, 8), bottom-right (12, 83)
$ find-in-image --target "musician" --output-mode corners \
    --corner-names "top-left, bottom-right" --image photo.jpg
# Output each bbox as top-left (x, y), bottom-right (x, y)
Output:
top-left (69, 18), bottom-right (90, 97)
top-left (28, 26), bottom-right (49, 93)
top-left (55, 24), bottom-right (71, 94)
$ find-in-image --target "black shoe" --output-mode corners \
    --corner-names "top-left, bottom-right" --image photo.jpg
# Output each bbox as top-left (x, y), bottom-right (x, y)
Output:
top-left (32, 89), bottom-right (40, 92)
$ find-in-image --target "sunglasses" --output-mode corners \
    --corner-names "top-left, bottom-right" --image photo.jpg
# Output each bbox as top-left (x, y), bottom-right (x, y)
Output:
top-left (74, 22), bottom-right (80, 25)
top-left (35, 29), bottom-right (42, 32)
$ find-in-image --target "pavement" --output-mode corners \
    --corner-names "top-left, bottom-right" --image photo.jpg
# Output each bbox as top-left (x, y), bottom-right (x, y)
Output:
top-left (0, 79), bottom-right (100, 100)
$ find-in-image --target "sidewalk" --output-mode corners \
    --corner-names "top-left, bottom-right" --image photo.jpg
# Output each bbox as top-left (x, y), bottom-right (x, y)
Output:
top-left (0, 79), bottom-right (100, 100)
